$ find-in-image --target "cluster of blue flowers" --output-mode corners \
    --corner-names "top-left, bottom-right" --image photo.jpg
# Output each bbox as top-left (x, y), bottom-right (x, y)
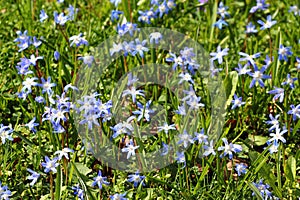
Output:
top-left (110, 0), bottom-right (176, 25)
top-left (138, 0), bottom-right (176, 23)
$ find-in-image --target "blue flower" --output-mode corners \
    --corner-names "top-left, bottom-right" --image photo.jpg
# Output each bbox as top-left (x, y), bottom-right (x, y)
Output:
top-left (110, 118), bottom-right (134, 138)
top-left (126, 72), bottom-right (139, 86)
top-left (235, 163), bottom-right (247, 176)
top-left (21, 77), bottom-right (39, 94)
top-left (231, 94), bottom-right (245, 110)
top-left (72, 184), bottom-right (84, 200)
top-left (110, 0), bottom-right (122, 7)
top-left (296, 57), bottom-right (300, 71)
top-left (26, 168), bottom-right (40, 186)
top-left (177, 130), bottom-right (194, 148)
top-left (235, 63), bottom-right (251, 75)
top-left (138, 10), bottom-right (152, 24)
top-left (41, 156), bottom-right (59, 173)
top-left (266, 142), bottom-right (279, 154)
top-left (121, 139), bottom-right (139, 159)
top-left (0, 124), bottom-right (13, 144)
top-left (186, 96), bottom-right (205, 110)
top-left (64, 84), bottom-right (78, 93)
top-left (287, 104), bottom-right (300, 121)
top-left (111, 10), bottom-right (123, 21)
top-left (289, 5), bottom-right (299, 16)
top-left (166, 53), bottom-right (184, 70)
top-left (239, 52), bottom-right (260, 66)
top-left (54, 147), bottom-right (74, 160)
top-left (217, 138), bottom-right (242, 159)
top-left (217, 2), bottom-right (230, 19)
top-left (193, 128), bottom-right (208, 144)
top-left (157, 122), bottom-right (176, 134)
top-left (29, 54), bottom-right (43, 66)
top-left (39, 77), bottom-right (56, 95)
top-left (268, 87), bottom-right (284, 103)
top-left (281, 74), bottom-right (298, 89)
top-left (245, 22), bottom-right (258, 34)
top-left (69, 33), bottom-right (88, 47)
top-left (249, 0), bottom-right (269, 13)
top-left (79, 113), bottom-right (100, 130)
top-left (265, 114), bottom-right (280, 131)
top-left (160, 142), bottom-right (170, 156)
top-left (35, 96), bottom-right (45, 104)
top-left (248, 65), bottom-right (271, 88)
top-left (127, 171), bottom-right (145, 187)
top-left (278, 44), bottom-right (293, 62)
top-left (252, 179), bottom-right (272, 199)
top-left (132, 100), bottom-right (154, 121)
top-left (213, 18), bottom-right (228, 29)
top-left (54, 11), bottom-right (69, 25)
top-left (267, 127), bottom-right (287, 145)
top-left (54, 51), bottom-right (60, 61)
top-left (25, 117), bottom-right (39, 133)
top-left (175, 151), bottom-right (186, 167)
top-left (91, 170), bottom-right (110, 189)
top-left (0, 182), bottom-right (12, 199)
top-left (14, 30), bottom-right (31, 52)
top-left (175, 104), bottom-right (186, 116)
top-left (203, 140), bottom-right (216, 157)
top-left (110, 42), bottom-right (124, 56)
top-left (182, 86), bottom-right (196, 102)
top-left (67, 5), bottom-right (78, 20)
top-left (32, 36), bottom-right (42, 48)
top-left (51, 107), bottom-right (68, 126)
top-left (257, 15), bottom-right (276, 30)
top-left (110, 193), bottom-right (127, 200)
top-left (210, 64), bottom-right (223, 77)
top-left (117, 23), bottom-right (138, 36)
top-left (263, 55), bottom-right (272, 68)
top-left (210, 46), bottom-right (229, 64)
top-left (156, 1), bottom-right (169, 18)
top-left (149, 32), bottom-right (163, 44)
top-left (78, 55), bottom-right (94, 67)
top-left (178, 72), bottom-right (194, 84)
top-left (39, 9), bottom-right (48, 22)
top-left (17, 91), bottom-right (28, 100)
top-left (16, 57), bottom-right (33, 75)
top-left (166, 0), bottom-right (176, 10)
top-left (131, 39), bottom-right (149, 58)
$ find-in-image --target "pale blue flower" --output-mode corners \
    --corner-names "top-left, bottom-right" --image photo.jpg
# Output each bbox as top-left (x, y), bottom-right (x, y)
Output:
top-left (217, 138), bottom-right (242, 159)
top-left (127, 171), bottom-right (145, 187)
top-left (41, 156), bottom-right (59, 173)
top-left (257, 15), bottom-right (276, 30)
top-left (121, 139), bottom-right (139, 159)
top-left (235, 163), bottom-right (247, 176)
top-left (25, 117), bottom-right (39, 133)
top-left (210, 46), bottom-right (229, 64)
top-left (27, 169), bottom-right (40, 186)
top-left (39, 9), bottom-right (48, 22)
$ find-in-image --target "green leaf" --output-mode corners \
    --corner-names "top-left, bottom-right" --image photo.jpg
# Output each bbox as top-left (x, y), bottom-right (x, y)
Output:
top-left (248, 135), bottom-right (269, 146)
top-left (284, 156), bottom-right (296, 182)
top-left (73, 162), bottom-right (93, 176)
top-left (224, 71), bottom-right (238, 109)
top-left (55, 165), bottom-right (63, 200)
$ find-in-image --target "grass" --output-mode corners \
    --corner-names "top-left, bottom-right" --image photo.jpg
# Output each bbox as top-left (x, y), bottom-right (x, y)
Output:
top-left (0, 0), bottom-right (299, 199)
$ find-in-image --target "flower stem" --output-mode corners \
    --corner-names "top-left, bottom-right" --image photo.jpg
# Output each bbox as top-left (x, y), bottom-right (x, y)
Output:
top-left (50, 172), bottom-right (54, 200)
